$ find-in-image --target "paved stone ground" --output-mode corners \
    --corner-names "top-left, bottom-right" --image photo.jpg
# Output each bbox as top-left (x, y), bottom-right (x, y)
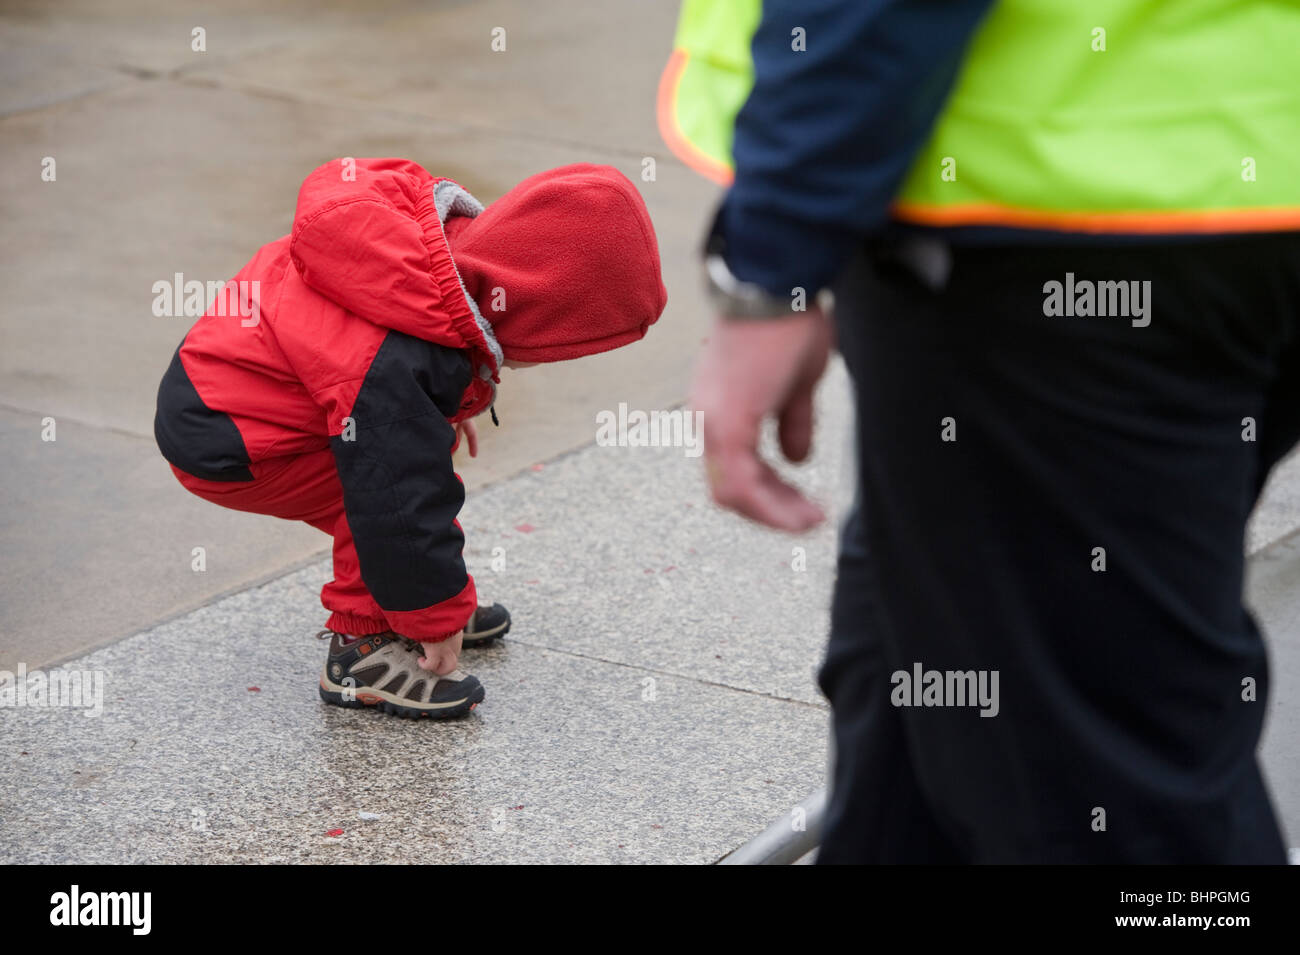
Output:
top-left (4, 358), bottom-right (1299, 863)
top-left (0, 363), bottom-right (852, 864)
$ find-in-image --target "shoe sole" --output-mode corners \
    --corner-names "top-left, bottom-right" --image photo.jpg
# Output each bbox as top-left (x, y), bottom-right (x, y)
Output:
top-left (461, 615), bottom-right (511, 648)
top-left (318, 672), bottom-right (485, 719)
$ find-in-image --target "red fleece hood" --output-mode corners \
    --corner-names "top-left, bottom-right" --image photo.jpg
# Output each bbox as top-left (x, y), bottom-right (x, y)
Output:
top-left (447, 164), bottom-right (667, 363)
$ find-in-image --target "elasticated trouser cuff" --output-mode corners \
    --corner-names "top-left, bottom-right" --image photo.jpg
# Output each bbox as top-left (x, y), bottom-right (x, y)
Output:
top-left (325, 610), bottom-right (390, 637)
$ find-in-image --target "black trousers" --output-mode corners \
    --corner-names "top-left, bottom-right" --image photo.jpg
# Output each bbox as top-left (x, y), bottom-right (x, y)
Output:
top-left (817, 235), bottom-right (1300, 863)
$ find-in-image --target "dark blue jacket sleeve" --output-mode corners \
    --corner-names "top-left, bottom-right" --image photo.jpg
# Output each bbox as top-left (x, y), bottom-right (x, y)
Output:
top-left (715, 0), bottom-right (995, 296)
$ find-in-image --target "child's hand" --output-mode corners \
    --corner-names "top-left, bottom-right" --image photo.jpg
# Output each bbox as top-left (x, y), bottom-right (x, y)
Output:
top-left (455, 419), bottom-right (478, 458)
top-left (418, 631), bottom-right (464, 675)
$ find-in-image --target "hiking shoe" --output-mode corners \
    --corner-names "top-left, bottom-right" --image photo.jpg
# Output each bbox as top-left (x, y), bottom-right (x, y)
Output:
top-left (462, 602), bottom-right (511, 648)
top-left (317, 631), bottom-right (484, 719)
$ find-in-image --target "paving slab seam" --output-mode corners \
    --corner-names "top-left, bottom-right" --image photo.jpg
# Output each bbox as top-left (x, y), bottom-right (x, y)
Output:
top-left (1250, 521), bottom-right (1300, 560)
top-left (33, 544), bottom-right (331, 672)
top-left (0, 398), bottom-right (156, 443)
top-left (173, 72), bottom-right (692, 166)
top-left (499, 635), bottom-right (830, 709)
top-left (109, 40), bottom-right (296, 83)
top-left (0, 40), bottom-right (296, 121)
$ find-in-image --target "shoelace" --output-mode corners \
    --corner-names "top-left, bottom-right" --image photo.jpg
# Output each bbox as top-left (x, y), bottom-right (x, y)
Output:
top-left (396, 635), bottom-right (429, 656)
top-left (317, 629), bottom-right (465, 683)
top-left (315, 629), bottom-right (405, 649)
top-left (314, 628), bottom-right (416, 649)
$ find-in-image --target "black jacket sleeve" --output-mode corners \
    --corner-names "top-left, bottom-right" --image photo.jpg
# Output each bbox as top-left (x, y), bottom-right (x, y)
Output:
top-left (330, 330), bottom-right (478, 639)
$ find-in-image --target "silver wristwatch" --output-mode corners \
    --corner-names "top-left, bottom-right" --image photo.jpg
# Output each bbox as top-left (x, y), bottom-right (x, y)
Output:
top-left (703, 251), bottom-right (804, 319)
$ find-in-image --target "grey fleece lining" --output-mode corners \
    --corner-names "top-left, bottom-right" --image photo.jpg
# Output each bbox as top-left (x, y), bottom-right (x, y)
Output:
top-left (435, 179), bottom-right (484, 221)
top-left (433, 180), bottom-right (504, 378)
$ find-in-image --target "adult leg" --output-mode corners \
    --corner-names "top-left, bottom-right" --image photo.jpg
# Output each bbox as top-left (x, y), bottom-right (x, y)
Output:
top-left (820, 234), bottom-right (1299, 863)
top-left (818, 499), bottom-right (965, 863)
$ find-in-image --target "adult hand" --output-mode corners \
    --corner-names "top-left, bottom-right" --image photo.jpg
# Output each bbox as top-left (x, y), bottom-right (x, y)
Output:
top-left (691, 307), bottom-right (832, 532)
top-left (691, 306), bottom-right (832, 530)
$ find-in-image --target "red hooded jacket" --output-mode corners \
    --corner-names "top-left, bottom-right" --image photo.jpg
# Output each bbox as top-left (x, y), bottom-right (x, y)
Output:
top-left (155, 158), bottom-right (666, 639)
